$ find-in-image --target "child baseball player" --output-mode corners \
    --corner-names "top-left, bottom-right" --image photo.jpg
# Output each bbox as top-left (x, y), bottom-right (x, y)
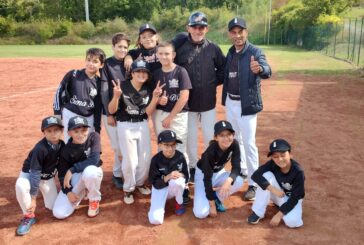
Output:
top-left (247, 139), bottom-right (305, 228)
top-left (108, 60), bottom-right (164, 204)
top-left (100, 33), bottom-right (131, 190)
top-left (53, 48), bottom-right (106, 142)
top-left (124, 23), bottom-right (161, 73)
top-left (52, 116), bottom-right (103, 219)
top-left (152, 41), bottom-right (192, 157)
top-left (15, 116), bottom-right (64, 235)
top-left (148, 130), bottom-right (189, 225)
top-left (193, 120), bottom-right (244, 219)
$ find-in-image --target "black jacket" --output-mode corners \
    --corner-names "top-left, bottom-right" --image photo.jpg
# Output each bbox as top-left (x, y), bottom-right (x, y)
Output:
top-left (175, 35), bottom-right (225, 112)
top-left (222, 42), bottom-right (271, 115)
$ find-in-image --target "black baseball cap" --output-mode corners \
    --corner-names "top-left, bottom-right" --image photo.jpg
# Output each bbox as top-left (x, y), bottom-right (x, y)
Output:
top-left (139, 23), bottom-right (157, 35)
top-left (68, 116), bottom-right (90, 131)
top-left (228, 17), bottom-right (247, 31)
top-left (267, 139), bottom-right (291, 157)
top-left (214, 120), bottom-right (235, 136)
top-left (41, 116), bottom-right (63, 132)
top-left (188, 12), bottom-right (208, 26)
top-left (131, 60), bottom-right (150, 73)
top-left (158, 130), bottom-right (182, 144)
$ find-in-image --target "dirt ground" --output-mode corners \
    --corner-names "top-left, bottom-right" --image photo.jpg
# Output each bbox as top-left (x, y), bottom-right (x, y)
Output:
top-left (0, 58), bottom-right (363, 245)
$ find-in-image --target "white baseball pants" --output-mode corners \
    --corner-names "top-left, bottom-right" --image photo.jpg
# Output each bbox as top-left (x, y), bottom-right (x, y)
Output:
top-left (117, 120), bottom-right (151, 192)
top-left (153, 110), bottom-right (188, 156)
top-left (53, 165), bottom-right (103, 219)
top-left (148, 177), bottom-right (186, 225)
top-left (186, 109), bottom-right (216, 168)
top-left (102, 115), bottom-right (122, 178)
top-left (62, 108), bottom-right (95, 142)
top-left (226, 97), bottom-right (259, 186)
top-left (193, 167), bottom-right (244, 219)
top-left (252, 171), bottom-right (303, 228)
top-left (15, 171), bottom-right (58, 215)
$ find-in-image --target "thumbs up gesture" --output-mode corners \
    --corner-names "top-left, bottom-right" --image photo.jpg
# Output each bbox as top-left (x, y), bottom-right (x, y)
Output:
top-left (159, 90), bottom-right (168, 106)
top-left (250, 56), bottom-right (262, 74)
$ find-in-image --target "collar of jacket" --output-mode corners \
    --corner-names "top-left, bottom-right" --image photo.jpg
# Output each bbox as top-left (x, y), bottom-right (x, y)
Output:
top-left (228, 40), bottom-right (250, 55)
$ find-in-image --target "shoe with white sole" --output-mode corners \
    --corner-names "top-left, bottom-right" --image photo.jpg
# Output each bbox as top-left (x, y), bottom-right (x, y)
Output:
top-left (88, 200), bottom-right (100, 217)
top-left (137, 186), bottom-right (151, 195)
top-left (124, 192), bottom-right (134, 204)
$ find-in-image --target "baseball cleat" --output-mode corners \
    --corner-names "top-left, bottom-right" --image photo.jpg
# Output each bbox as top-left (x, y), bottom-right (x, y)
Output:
top-left (243, 185), bottom-right (257, 201)
top-left (124, 192), bottom-right (134, 204)
top-left (137, 185), bottom-right (151, 195)
top-left (88, 200), bottom-right (100, 217)
top-left (247, 212), bottom-right (261, 224)
top-left (213, 192), bottom-right (226, 212)
top-left (175, 201), bottom-right (185, 216)
top-left (16, 216), bottom-right (36, 236)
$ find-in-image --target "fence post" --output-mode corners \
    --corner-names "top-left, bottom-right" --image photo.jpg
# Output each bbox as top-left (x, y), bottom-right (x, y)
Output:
top-left (334, 23), bottom-right (338, 56)
top-left (357, 17), bottom-right (364, 66)
top-left (351, 18), bottom-right (358, 62)
top-left (347, 18), bottom-right (351, 59)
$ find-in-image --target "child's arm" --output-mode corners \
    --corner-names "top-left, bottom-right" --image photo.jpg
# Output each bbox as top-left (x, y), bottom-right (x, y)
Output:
top-left (148, 156), bottom-right (168, 189)
top-left (93, 78), bottom-right (103, 133)
top-left (162, 90), bottom-right (189, 128)
top-left (124, 55), bottom-right (133, 71)
top-left (108, 80), bottom-right (122, 114)
top-left (145, 81), bottom-right (165, 117)
top-left (53, 70), bottom-right (73, 116)
top-left (199, 149), bottom-right (215, 201)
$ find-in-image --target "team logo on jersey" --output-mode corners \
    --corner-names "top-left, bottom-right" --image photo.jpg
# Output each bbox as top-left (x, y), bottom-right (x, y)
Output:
top-left (84, 147), bottom-right (91, 157)
top-left (169, 78), bottom-right (179, 88)
top-left (169, 94), bottom-right (179, 102)
top-left (177, 163), bottom-right (183, 171)
top-left (159, 168), bottom-right (166, 172)
top-left (142, 96), bottom-right (149, 105)
top-left (281, 182), bottom-right (292, 191)
top-left (89, 88), bottom-right (97, 97)
top-left (47, 117), bottom-right (58, 124)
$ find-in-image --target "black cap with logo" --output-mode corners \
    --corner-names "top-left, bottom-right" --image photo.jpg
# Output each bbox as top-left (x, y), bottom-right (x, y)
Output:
top-left (158, 130), bottom-right (182, 144)
top-left (41, 116), bottom-right (63, 132)
top-left (214, 120), bottom-right (235, 136)
top-left (188, 11), bottom-right (208, 26)
top-left (267, 139), bottom-right (291, 157)
top-left (131, 59), bottom-right (150, 73)
top-left (139, 23), bottom-right (157, 35)
top-left (228, 17), bottom-right (247, 31)
top-left (68, 116), bottom-right (90, 131)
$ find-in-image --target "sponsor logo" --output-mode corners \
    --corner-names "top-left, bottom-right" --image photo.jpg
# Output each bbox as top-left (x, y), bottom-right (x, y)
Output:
top-left (169, 78), bottom-right (179, 88)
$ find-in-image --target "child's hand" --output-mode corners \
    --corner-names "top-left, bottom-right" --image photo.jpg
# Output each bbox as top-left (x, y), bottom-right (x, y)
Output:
top-left (170, 171), bottom-right (182, 179)
top-left (67, 192), bottom-right (80, 205)
top-left (124, 55), bottom-right (133, 71)
top-left (162, 115), bottom-right (172, 128)
top-left (107, 115), bottom-right (117, 127)
top-left (270, 211), bottom-right (283, 227)
top-left (152, 81), bottom-right (166, 98)
top-left (26, 198), bottom-right (37, 214)
top-left (64, 170), bottom-right (73, 189)
top-left (112, 79), bottom-right (122, 98)
top-left (218, 180), bottom-right (232, 200)
top-left (271, 187), bottom-right (285, 198)
top-left (159, 90), bottom-right (168, 106)
top-left (209, 200), bottom-right (217, 218)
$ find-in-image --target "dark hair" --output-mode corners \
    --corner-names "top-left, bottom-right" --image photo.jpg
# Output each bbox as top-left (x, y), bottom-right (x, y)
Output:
top-left (156, 41), bottom-right (175, 52)
top-left (86, 48), bottom-right (106, 64)
top-left (112, 33), bottom-right (130, 46)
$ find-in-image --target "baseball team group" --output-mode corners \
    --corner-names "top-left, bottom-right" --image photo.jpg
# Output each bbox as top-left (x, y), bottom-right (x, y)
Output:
top-left (14, 11), bottom-right (306, 236)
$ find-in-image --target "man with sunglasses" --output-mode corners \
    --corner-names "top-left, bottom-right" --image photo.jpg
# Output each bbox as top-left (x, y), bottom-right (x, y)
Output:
top-left (174, 12), bottom-right (225, 193)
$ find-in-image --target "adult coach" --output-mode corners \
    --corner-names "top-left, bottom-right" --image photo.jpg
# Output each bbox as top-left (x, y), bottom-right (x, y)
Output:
top-left (222, 17), bottom-right (272, 201)
top-left (174, 11), bottom-right (225, 183)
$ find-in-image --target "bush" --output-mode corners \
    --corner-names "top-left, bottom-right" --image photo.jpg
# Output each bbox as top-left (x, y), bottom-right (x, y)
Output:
top-left (95, 18), bottom-right (129, 36)
top-left (14, 21), bottom-right (55, 44)
top-left (0, 17), bottom-right (14, 37)
top-left (54, 20), bottom-right (73, 38)
top-left (72, 21), bottom-right (96, 39)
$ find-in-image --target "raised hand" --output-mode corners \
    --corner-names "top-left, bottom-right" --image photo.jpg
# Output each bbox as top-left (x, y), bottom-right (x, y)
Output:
top-left (250, 56), bottom-right (262, 74)
top-left (153, 80), bottom-right (166, 98)
top-left (159, 90), bottom-right (168, 106)
top-left (112, 79), bottom-right (122, 98)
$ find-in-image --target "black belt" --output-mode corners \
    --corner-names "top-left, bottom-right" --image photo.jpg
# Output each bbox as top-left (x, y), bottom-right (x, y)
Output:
top-left (228, 93), bottom-right (241, 101)
top-left (119, 117), bottom-right (146, 123)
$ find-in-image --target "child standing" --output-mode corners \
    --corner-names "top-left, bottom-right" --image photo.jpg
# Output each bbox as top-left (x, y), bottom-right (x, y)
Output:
top-left (247, 139), bottom-right (305, 228)
top-left (108, 60), bottom-right (164, 204)
top-left (193, 120), bottom-right (244, 219)
top-left (148, 130), bottom-right (189, 225)
top-left (100, 33), bottom-right (130, 190)
top-left (15, 116), bottom-right (64, 235)
top-left (53, 48), bottom-right (106, 142)
top-left (124, 23), bottom-right (161, 73)
top-left (52, 116), bottom-right (103, 219)
top-left (152, 41), bottom-right (192, 157)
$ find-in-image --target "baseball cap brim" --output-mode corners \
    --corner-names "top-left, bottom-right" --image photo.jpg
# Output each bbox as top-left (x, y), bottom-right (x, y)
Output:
top-left (267, 147), bottom-right (290, 157)
top-left (68, 124), bottom-right (90, 131)
top-left (228, 24), bottom-right (246, 31)
top-left (214, 128), bottom-right (235, 136)
top-left (132, 67), bottom-right (150, 73)
top-left (42, 123), bottom-right (64, 131)
top-left (159, 138), bottom-right (183, 144)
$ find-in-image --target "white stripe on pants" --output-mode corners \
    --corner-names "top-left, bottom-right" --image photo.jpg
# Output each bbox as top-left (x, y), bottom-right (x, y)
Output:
top-left (15, 171), bottom-right (58, 215)
top-left (193, 167), bottom-right (244, 219)
top-left (62, 108), bottom-right (95, 142)
top-left (52, 165), bottom-right (103, 219)
top-left (186, 109), bottom-right (216, 168)
top-left (153, 110), bottom-right (188, 156)
top-left (148, 177), bottom-right (185, 225)
top-left (226, 97), bottom-right (258, 186)
top-left (102, 115), bottom-right (122, 178)
top-left (252, 171), bottom-right (303, 228)
top-left (117, 120), bottom-right (151, 192)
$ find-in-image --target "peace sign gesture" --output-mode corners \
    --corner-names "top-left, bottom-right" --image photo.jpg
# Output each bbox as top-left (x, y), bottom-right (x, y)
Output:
top-left (112, 79), bottom-right (122, 98)
top-left (152, 80), bottom-right (166, 98)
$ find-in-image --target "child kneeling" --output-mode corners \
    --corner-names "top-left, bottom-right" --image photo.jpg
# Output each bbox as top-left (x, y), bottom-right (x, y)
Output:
top-left (148, 130), bottom-right (189, 225)
top-left (247, 139), bottom-right (305, 228)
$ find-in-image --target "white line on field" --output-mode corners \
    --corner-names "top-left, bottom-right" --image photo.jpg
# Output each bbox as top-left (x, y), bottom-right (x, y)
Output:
top-left (0, 86), bottom-right (57, 101)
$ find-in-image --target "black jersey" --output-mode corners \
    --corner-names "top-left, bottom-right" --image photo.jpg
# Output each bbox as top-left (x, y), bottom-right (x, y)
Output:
top-left (252, 159), bottom-right (305, 214)
top-left (22, 138), bottom-right (64, 196)
top-left (100, 56), bottom-right (127, 116)
top-left (197, 140), bottom-right (241, 200)
top-left (58, 132), bottom-right (102, 194)
top-left (128, 47), bottom-right (161, 74)
top-left (152, 65), bottom-right (192, 112)
top-left (115, 80), bottom-right (152, 122)
top-left (149, 150), bottom-right (189, 189)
